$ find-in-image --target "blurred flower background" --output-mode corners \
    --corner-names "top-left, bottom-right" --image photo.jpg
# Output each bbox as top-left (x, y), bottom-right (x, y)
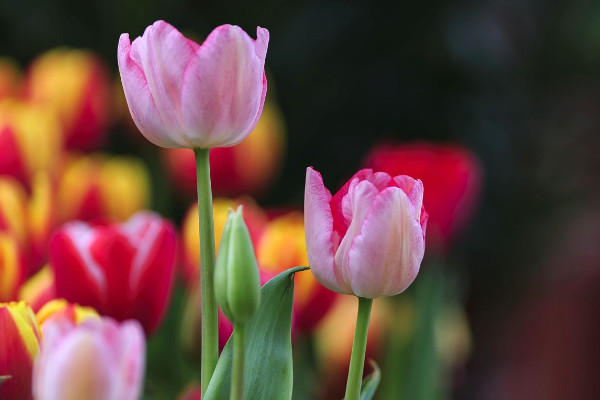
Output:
top-left (1, 0), bottom-right (599, 399)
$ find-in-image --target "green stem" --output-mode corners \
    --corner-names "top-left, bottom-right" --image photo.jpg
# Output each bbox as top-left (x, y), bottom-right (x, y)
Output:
top-left (231, 324), bottom-right (247, 400)
top-left (404, 266), bottom-right (445, 400)
top-left (344, 297), bottom-right (373, 400)
top-left (195, 148), bottom-right (218, 396)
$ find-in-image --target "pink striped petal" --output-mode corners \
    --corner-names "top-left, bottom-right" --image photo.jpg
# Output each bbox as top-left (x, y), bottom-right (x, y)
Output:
top-left (346, 187), bottom-right (425, 298)
top-left (304, 167), bottom-right (340, 293)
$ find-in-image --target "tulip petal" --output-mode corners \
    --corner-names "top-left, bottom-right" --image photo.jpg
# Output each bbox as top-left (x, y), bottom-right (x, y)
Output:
top-left (181, 25), bottom-right (268, 148)
top-left (304, 167), bottom-right (340, 293)
top-left (112, 320), bottom-right (146, 400)
top-left (50, 225), bottom-right (107, 311)
top-left (334, 179), bottom-right (380, 293)
top-left (118, 33), bottom-right (180, 148)
top-left (346, 187), bottom-right (425, 298)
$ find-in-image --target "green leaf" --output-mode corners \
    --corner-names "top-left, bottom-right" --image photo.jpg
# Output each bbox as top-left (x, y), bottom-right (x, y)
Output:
top-left (204, 266), bottom-right (308, 400)
top-left (360, 361), bottom-right (381, 400)
top-left (0, 376), bottom-right (11, 387)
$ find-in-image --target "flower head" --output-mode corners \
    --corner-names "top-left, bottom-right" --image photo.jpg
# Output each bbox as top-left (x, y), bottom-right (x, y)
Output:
top-left (304, 167), bottom-right (427, 298)
top-left (118, 20), bottom-right (269, 149)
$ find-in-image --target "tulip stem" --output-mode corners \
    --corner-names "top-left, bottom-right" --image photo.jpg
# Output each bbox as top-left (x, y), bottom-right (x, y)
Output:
top-left (231, 324), bottom-right (247, 400)
top-left (344, 297), bottom-right (373, 400)
top-left (195, 148), bottom-right (218, 396)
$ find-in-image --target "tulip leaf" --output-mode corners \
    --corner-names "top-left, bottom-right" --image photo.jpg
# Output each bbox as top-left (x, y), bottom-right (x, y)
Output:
top-left (204, 266), bottom-right (308, 400)
top-left (0, 375), bottom-right (10, 386)
top-left (360, 361), bottom-right (381, 400)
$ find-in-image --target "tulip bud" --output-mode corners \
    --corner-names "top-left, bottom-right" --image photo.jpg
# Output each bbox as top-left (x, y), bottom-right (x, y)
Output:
top-left (181, 197), bottom-right (266, 286)
top-left (0, 301), bottom-right (42, 400)
top-left (214, 207), bottom-right (261, 326)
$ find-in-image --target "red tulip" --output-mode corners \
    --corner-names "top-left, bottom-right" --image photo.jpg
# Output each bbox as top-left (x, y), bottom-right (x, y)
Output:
top-left (363, 142), bottom-right (483, 250)
top-left (49, 211), bottom-right (177, 334)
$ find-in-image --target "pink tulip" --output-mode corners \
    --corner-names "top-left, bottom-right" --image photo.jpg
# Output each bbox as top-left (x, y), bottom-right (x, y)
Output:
top-left (117, 20), bottom-right (269, 149)
top-left (33, 317), bottom-right (145, 400)
top-left (304, 167), bottom-right (428, 299)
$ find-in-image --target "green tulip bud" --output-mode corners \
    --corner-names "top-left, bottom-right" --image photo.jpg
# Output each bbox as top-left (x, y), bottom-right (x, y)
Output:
top-left (214, 206), bottom-right (261, 326)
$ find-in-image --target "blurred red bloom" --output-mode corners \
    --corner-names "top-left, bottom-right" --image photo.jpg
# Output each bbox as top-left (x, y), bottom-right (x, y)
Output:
top-left (363, 142), bottom-right (483, 251)
top-left (49, 211), bottom-right (177, 334)
top-left (25, 48), bottom-right (111, 151)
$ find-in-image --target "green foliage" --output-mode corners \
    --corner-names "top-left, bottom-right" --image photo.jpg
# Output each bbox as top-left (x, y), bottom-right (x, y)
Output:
top-left (204, 266), bottom-right (308, 400)
top-left (359, 361), bottom-right (381, 400)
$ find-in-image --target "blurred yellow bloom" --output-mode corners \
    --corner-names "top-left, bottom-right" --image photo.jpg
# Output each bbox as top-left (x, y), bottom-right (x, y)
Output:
top-left (0, 100), bottom-right (63, 187)
top-left (26, 48), bottom-right (110, 150)
top-left (57, 153), bottom-right (150, 222)
top-left (0, 232), bottom-right (25, 302)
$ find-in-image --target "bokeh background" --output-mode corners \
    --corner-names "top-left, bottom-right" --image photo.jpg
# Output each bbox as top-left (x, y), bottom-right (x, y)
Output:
top-left (2, 0), bottom-right (599, 399)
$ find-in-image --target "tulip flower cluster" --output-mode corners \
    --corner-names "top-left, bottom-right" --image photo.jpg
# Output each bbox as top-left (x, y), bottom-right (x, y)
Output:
top-left (0, 16), bottom-right (483, 400)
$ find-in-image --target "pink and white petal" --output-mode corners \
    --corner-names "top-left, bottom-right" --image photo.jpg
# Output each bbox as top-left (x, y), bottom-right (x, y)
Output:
top-left (304, 167), bottom-right (340, 293)
top-left (129, 21), bottom-right (199, 146)
top-left (114, 320), bottom-right (145, 400)
top-left (330, 168), bottom-right (373, 236)
top-left (180, 25), bottom-right (267, 148)
top-left (34, 326), bottom-right (114, 400)
top-left (347, 187), bottom-right (425, 298)
top-left (334, 179), bottom-right (380, 293)
top-left (118, 34), bottom-right (180, 148)
top-left (393, 175), bottom-right (425, 221)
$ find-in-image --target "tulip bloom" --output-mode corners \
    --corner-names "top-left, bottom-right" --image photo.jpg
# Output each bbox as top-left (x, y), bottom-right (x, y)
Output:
top-left (258, 212), bottom-right (337, 332)
top-left (0, 233), bottom-right (26, 302)
top-left (363, 142), bottom-right (482, 250)
top-left (0, 174), bottom-right (58, 272)
top-left (33, 317), bottom-right (145, 400)
top-left (57, 153), bottom-right (150, 223)
top-left (0, 100), bottom-right (62, 188)
top-left (304, 167), bottom-right (427, 299)
top-left (0, 301), bottom-right (41, 400)
top-left (49, 211), bottom-right (177, 334)
top-left (162, 101), bottom-right (286, 197)
top-left (26, 49), bottom-right (111, 151)
top-left (118, 20), bottom-right (269, 149)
